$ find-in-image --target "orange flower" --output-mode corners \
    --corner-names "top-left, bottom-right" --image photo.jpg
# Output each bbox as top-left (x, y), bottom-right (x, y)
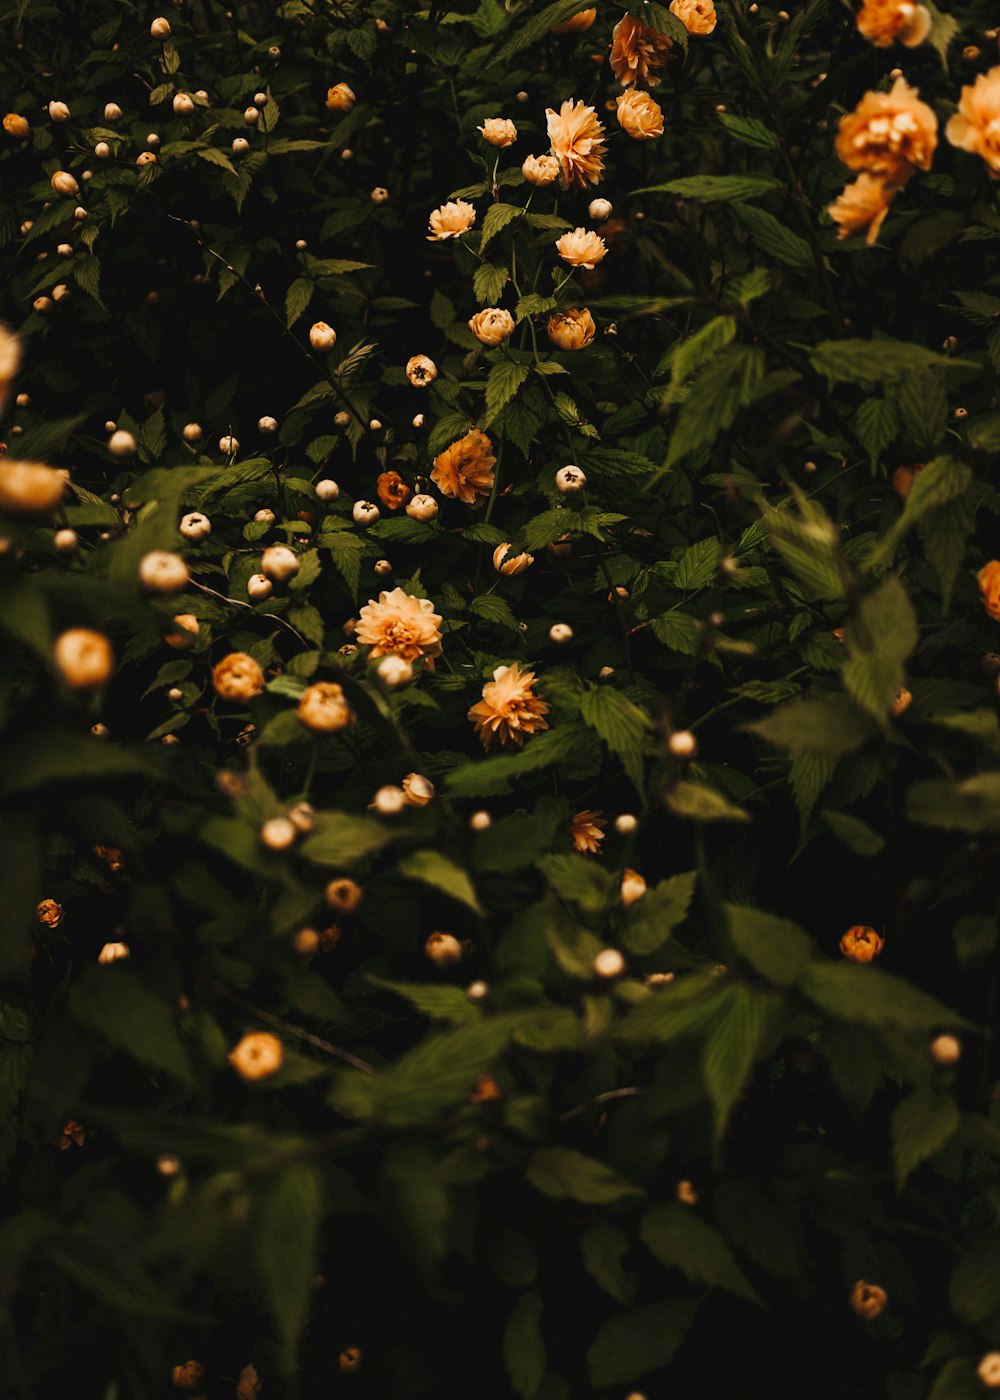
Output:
top-left (947, 68), bottom-right (1000, 176)
top-left (555, 227), bottom-right (608, 267)
top-left (468, 662), bottom-right (550, 750)
top-left (547, 308), bottom-right (596, 350)
top-left (610, 14), bottom-right (672, 87)
top-left (467, 1072), bottom-right (503, 1102)
top-left (840, 924), bottom-right (884, 962)
top-left (856, 0), bottom-right (931, 47)
top-left (978, 560), bottom-right (1000, 621)
top-left (669, 0), bottom-right (717, 35)
top-left (826, 174), bottom-right (897, 243)
top-left (297, 681), bottom-right (354, 733)
top-left (891, 686), bottom-right (912, 717)
top-left (427, 199), bottom-right (476, 240)
top-left (376, 470), bottom-right (412, 509)
top-left (850, 1281), bottom-right (888, 1320)
top-left (229, 1031), bottom-right (284, 1081)
top-left (431, 429), bottom-right (496, 505)
top-left (212, 652), bottom-right (265, 702)
top-left (571, 809), bottom-right (607, 854)
top-left (546, 99), bottom-right (607, 189)
top-left (551, 8), bottom-right (597, 34)
top-left (36, 898), bottom-right (64, 928)
top-left (356, 587), bottom-right (443, 668)
top-left (616, 89), bottom-right (664, 140)
top-left (835, 77), bottom-right (938, 184)
top-left (57, 1119), bottom-right (87, 1150)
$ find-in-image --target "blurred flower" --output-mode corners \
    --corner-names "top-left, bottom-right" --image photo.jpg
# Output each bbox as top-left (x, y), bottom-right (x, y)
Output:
top-left (0, 324), bottom-right (20, 409)
top-left (431, 428), bottom-right (496, 504)
top-left (57, 1119), bottom-right (87, 1150)
top-left (555, 227), bottom-right (608, 266)
top-left (229, 1031), bottom-right (284, 1081)
top-left (620, 868), bottom-right (647, 906)
top-left (479, 117), bottom-right (517, 147)
top-left (297, 681), bottom-right (353, 733)
top-left (54, 628), bottom-right (114, 691)
top-left (469, 307), bottom-right (514, 345)
top-left (610, 14), bottom-right (672, 86)
top-left (835, 77), bottom-right (937, 184)
top-left (616, 90), bottom-right (664, 140)
top-left (849, 1281), bottom-right (887, 1320)
top-left (551, 8), bottom-right (597, 34)
top-left (377, 470), bottom-right (412, 509)
top-left (468, 662), bottom-right (549, 750)
top-left (670, 0), bottom-right (717, 35)
top-left (546, 99), bottom-right (607, 189)
top-left (947, 68), bottom-right (1000, 175)
top-left (978, 560), bottom-right (1000, 620)
top-left (826, 173), bottom-right (897, 243)
top-left (402, 772), bottom-right (435, 806)
top-left (36, 899), bottom-right (64, 927)
top-left (325, 877), bottom-right (362, 913)
top-left (890, 685), bottom-right (912, 717)
top-left (571, 809), bottom-right (606, 854)
top-left (427, 199), bottom-right (476, 240)
top-left (97, 940), bottom-right (130, 964)
top-left (547, 308), bottom-right (596, 350)
top-left (356, 587), bottom-right (443, 668)
top-left (856, 0), bottom-right (931, 47)
top-left (237, 1364), bottom-right (262, 1400)
top-left (979, 1355), bottom-right (1000, 1389)
top-left (467, 1072), bottom-right (503, 1102)
top-left (326, 82), bottom-right (356, 111)
top-left (212, 652), bottom-right (265, 701)
top-left (3, 113), bottom-right (29, 138)
top-left (0, 460), bottom-right (68, 514)
top-left (522, 154), bottom-right (560, 185)
top-left (839, 924), bottom-right (884, 962)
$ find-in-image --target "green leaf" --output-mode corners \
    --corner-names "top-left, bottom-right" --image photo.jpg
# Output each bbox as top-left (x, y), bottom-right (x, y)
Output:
top-left (748, 695), bottom-right (869, 757)
top-left (665, 781), bottom-right (749, 823)
top-left (367, 977), bottom-right (479, 1024)
top-left (504, 1293), bottom-right (546, 1400)
top-left (763, 493), bottom-right (847, 600)
top-left (702, 984), bottom-right (773, 1137)
top-left (896, 370), bottom-right (948, 453)
top-left (0, 732), bottom-right (165, 797)
top-left (623, 872), bottom-right (697, 955)
top-left (256, 1164), bottom-right (323, 1371)
top-left (855, 396), bottom-right (899, 463)
top-left (381, 1143), bottom-right (449, 1285)
top-left (285, 276), bottom-right (314, 327)
top-left (69, 966), bottom-right (193, 1083)
top-left (821, 810), bottom-right (885, 856)
top-left (196, 144), bottom-right (237, 175)
top-left (444, 723), bottom-right (588, 797)
top-left (580, 1222), bottom-right (634, 1304)
top-left (488, 0), bottom-right (595, 64)
top-left (718, 112), bottom-right (778, 150)
top-left (666, 346), bottom-right (764, 468)
top-left (484, 360), bottom-right (530, 423)
top-left (525, 1148), bottom-right (643, 1205)
top-left (586, 1299), bottom-right (697, 1388)
top-left (616, 976), bottom-right (726, 1045)
top-left (475, 811), bottom-right (564, 873)
top-left (801, 963), bottom-right (972, 1031)
top-left (538, 853), bottom-right (613, 919)
top-left (481, 202), bottom-right (521, 251)
top-left (906, 772), bottom-right (1000, 834)
top-left (634, 175), bottom-right (781, 202)
top-left (398, 849), bottom-right (483, 914)
top-left (842, 577), bottom-right (918, 724)
top-left (732, 205), bottom-right (812, 269)
top-left (641, 1203), bottom-right (759, 1302)
top-left (474, 261), bottom-right (509, 304)
top-left (651, 610), bottom-right (701, 655)
top-left (666, 318), bottom-right (736, 384)
top-left (299, 812), bottom-right (395, 865)
top-left (950, 1237), bottom-right (1000, 1325)
top-left (725, 904), bottom-right (815, 987)
top-left (892, 1090), bottom-right (960, 1187)
top-left (470, 593), bottom-right (520, 632)
top-left (580, 686), bottom-right (649, 794)
top-left (811, 338), bottom-right (972, 386)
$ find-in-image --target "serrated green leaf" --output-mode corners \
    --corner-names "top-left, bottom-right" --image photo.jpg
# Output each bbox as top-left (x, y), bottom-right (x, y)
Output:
top-left (801, 963), bottom-right (972, 1031)
top-left (580, 686), bottom-right (648, 795)
top-left (641, 1202), bottom-right (759, 1302)
top-left (623, 872), bottom-right (697, 954)
top-left (504, 1293), bottom-right (546, 1400)
top-left (256, 1164), bottom-right (322, 1369)
top-left (666, 781), bottom-right (749, 822)
top-left (481, 202), bottom-right (521, 251)
top-left (725, 904), bottom-right (815, 986)
top-left (398, 849), bottom-right (483, 914)
top-left (526, 1148), bottom-right (643, 1205)
top-left (586, 1299), bottom-right (697, 1388)
top-left (892, 1090), bottom-right (960, 1188)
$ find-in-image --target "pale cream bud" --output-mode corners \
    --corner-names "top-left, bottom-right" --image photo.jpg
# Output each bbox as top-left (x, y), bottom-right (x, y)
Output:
top-left (593, 947), bottom-right (626, 979)
top-left (139, 550), bottom-right (189, 594)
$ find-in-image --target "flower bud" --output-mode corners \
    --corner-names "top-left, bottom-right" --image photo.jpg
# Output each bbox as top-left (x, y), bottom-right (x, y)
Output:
top-left (51, 171), bottom-right (79, 197)
top-left (0, 460), bottom-right (68, 514)
top-left (979, 1355), bottom-right (1000, 1389)
top-left (494, 543), bottom-right (533, 576)
top-left (371, 186), bottom-right (390, 204)
top-left (139, 550), bottom-right (189, 594)
top-left (108, 428), bottom-right (137, 456)
top-left (165, 613), bottom-right (199, 649)
top-left (298, 682), bottom-right (353, 733)
top-left (136, 151), bottom-right (157, 166)
top-left (406, 493), bottom-right (438, 522)
top-left (849, 1281), bottom-right (887, 1320)
top-left (150, 16), bottom-right (171, 37)
top-left (373, 784), bottom-right (406, 815)
top-left (232, 136), bottom-right (249, 155)
top-left (589, 197), bottom-right (613, 221)
top-left (98, 941), bottom-right (130, 964)
top-left (179, 511), bottom-right (211, 541)
top-left (593, 947), bottom-right (625, 979)
top-left (243, 106), bottom-right (259, 125)
top-left (212, 652), bottom-right (265, 701)
top-left (469, 810), bottom-right (492, 831)
top-left (555, 465), bottom-right (586, 494)
top-left (257, 414), bottom-right (277, 433)
top-left (549, 622), bottom-right (573, 644)
top-left (620, 868), bottom-right (647, 907)
top-left (54, 628), bottom-right (114, 691)
top-left (425, 931), bottom-right (462, 967)
top-left (405, 353), bottom-right (437, 387)
top-left (33, 296), bottom-right (53, 315)
top-left (374, 558), bottom-right (392, 577)
top-left (377, 655), bottom-right (413, 688)
top-left (247, 573), bottom-right (273, 601)
top-left (261, 545), bottom-right (300, 582)
top-left (325, 877), bottom-right (362, 913)
top-left (352, 500), bottom-right (380, 525)
top-left (170, 1361), bottom-right (205, 1390)
top-left (930, 1033), bottom-right (961, 1065)
top-left (614, 813), bottom-right (638, 836)
top-left (314, 479), bottom-right (340, 502)
top-left (182, 422), bottom-right (202, 443)
top-left (469, 308), bottom-right (515, 346)
top-left (402, 772), bottom-right (435, 806)
top-left (53, 528), bottom-right (77, 553)
top-left (3, 113), bottom-right (29, 138)
top-left (669, 730), bottom-right (697, 758)
top-left (338, 1348), bottom-right (362, 1375)
top-left (334, 410), bottom-right (350, 427)
top-left (309, 321), bottom-right (337, 351)
top-left (261, 816), bottom-right (297, 851)
top-left (173, 92), bottom-right (195, 115)
top-left (219, 434), bottom-right (239, 456)
top-left (104, 102), bottom-right (123, 121)
top-left (229, 1031), bottom-right (283, 1081)
top-left (479, 117), bottom-right (517, 147)
top-left (48, 101), bottom-right (70, 122)
top-left (326, 83), bottom-right (356, 112)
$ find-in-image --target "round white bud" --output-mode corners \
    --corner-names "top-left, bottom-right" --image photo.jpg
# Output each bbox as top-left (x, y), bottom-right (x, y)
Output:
top-left (247, 574), bottom-right (273, 601)
top-left (150, 16), bottom-right (172, 37)
top-left (104, 102), bottom-right (123, 122)
top-left (94, 141), bottom-right (110, 159)
top-left (549, 623), bottom-right (573, 644)
top-left (232, 137), bottom-right (249, 155)
top-left (593, 948), bottom-right (626, 979)
top-left (182, 422), bottom-right (202, 443)
top-left (930, 1034), bottom-right (961, 1065)
top-left (334, 410), bottom-right (350, 428)
top-left (669, 730), bottom-right (698, 759)
top-left (243, 106), bottom-right (260, 125)
top-left (260, 817), bottom-right (297, 851)
top-left (54, 528), bottom-right (78, 554)
top-left (315, 479), bottom-right (340, 502)
top-left (309, 321), bottom-right (337, 352)
top-left (406, 493), bottom-right (438, 522)
top-left (555, 465), bottom-right (586, 494)
top-left (614, 813), bottom-right (638, 836)
top-left (352, 500), bottom-right (380, 525)
top-left (376, 655), bottom-right (413, 689)
top-left (257, 415), bottom-right (278, 433)
top-left (139, 550), bottom-right (189, 594)
top-left (179, 511), bottom-right (211, 542)
top-left (373, 785), bottom-right (406, 816)
top-left (588, 197), bottom-right (613, 221)
top-left (261, 545), bottom-right (300, 582)
top-left (254, 507), bottom-right (276, 524)
top-left (173, 92), bottom-right (195, 115)
top-left (412, 413), bottom-right (425, 428)
top-left (374, 559), bottom-right (392, 577)
top-left (219, 434), bottom-right (239, 456)
top-left (108, 429), bottom-right (137, 456)
top-left (469, 810), bottom-right (492, 832)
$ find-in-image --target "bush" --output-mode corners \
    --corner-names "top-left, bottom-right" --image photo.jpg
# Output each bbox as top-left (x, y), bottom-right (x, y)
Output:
top-left (1, 0), bottom-right (999, 1396)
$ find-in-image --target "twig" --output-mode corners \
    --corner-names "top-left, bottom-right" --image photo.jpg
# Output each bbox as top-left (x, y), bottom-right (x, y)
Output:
top-left (200, 975), bottom-right (376, 1074)
top-left (558, 1086), bottom-right (641, 1122)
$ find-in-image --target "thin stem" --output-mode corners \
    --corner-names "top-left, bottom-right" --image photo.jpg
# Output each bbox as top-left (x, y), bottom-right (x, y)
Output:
top-left (200, 975), bottom-right (376, 1074)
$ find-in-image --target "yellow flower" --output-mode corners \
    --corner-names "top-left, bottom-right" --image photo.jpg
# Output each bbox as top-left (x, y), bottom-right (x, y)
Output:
top-left (571, 809), bottom-right (606, 854)
top-left (402, 772), bottom-right (435, 806)
top-left (835, 76), bottom-right (938, 184)
top-left (325, 82), bottom-right (356, 112)
top-left (431, 428), bottom-right (496, 505)
top-left (546, 99), bottom-right (607, 189)
top-left (427, 199), bottom-right (476, 240)
top-left (213, 652), bottom-right (265, 702)
top-left (551, 8), bottom-right (597, 34)
top-left (856, 0), bottom-right (931, 47)
top-left (493, 543), bottom-right (534, 576)
top-left (229, 1031), bottom-right (284, 1081)
top-left (36, 898), bottom-right (64, 928)
top-left (669, 0), bottom-right (717, 34)
top-left (620, 868), bottom-right (647, 906)
top-left (297, 681), bottom-right (354, 733)
top-left (947, 68), bottom-right (1000, 176)
top-left (468, 663), bottom-right (550, 750)
top-left (522, 154), bottom-right (560, 186)
top-left (479, 117), bottom-right (517, 147)
top-left (826, 173), bottom-right (897, 243)
top-left (616, 90), bottom-right (664, 140)
top-left (469, 308), bottom-right (515, 345)
top-left (555, 227), bottom-right (608, 267)
top-left (0, 460), bottom-right (68, 514)
top-left (356, 587), bottom-right (443, 668)
top-left (3, 113), bottom-right (29, 138)
top-left (54, 628), bottom-right (114, 692)
top-left (405, 353), bottom-right (438, 386)
top-left (839, 924), bottom-right (884, 962)
top-left (849, 1281), bottom-right (888, 1320)
top-left (547, 308), bottom-right (596, 350)
top-left (610, 14), bottom-right (672, 87)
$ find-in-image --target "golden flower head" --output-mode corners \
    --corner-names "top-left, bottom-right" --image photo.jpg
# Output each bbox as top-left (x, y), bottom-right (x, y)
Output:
top-left (551, 7), bottom-right (597, 34)
top-left (402, 772), bottom-right (435, 806)
top-left (547, 307), bottom-right (596, 350)
top-left (326, 82), bottom-right (356, 112)
top-left (610, 14), bottom-right (672, 86)
top-left (469, 307), bottom-right (515, 345)
top-left (616, 89), bottom-right (664, 140)
top-left (229, 1031), bottom-right (284, 1081)
top-left (840, 924), bottom-right (884, 962)
top-left (546, 99), bottom-right (607, 189)
top-left (0, 460), bottom-right (69, 514)
top-left (849, 1280), bottom-right (888, 1320)
top-left (620, 868), bottom-right (647, 906)
top-left (978, 560), bottom-right (1000, 621)
top-left (555, 227), bottom-right (608, 267)
top-left (377, 470), bottom-right (412, 509)
top-left (406, 353), bottom-right (438, 386)
top-left (212, 652), bottom-right (265, 702)
top-left (493, 543), bottom-right (534, 576)
top-left (522, 153), bottom-right (560, 186)
top-left (835, 76), bottom-right (938, 184)
top-left (947, 68), bottom-right (1000, 176)
top-left (856, 0), bottom-right (931, 47)
top-left (670, 0), bottom-right (717, 34)
top-left (479, 117), bottom-right (517, 147)
top-left (53, 628), bottom-right (114, 692)
top-left (431, 428), bottom-right (496, 505)
top-left (297, 681), bottom-right (354, 733)
top-left (36, 898), bottom-right (64, 928)
top-left (427, 199), bottom-right (476, 240)
top-left (827, 173), bottom-right (897, 244)
top-left (468, 662), bottom-right (550, 750)
top-left (356, 587), bottom-right (443, 668)
top-left (571, 809), bottom-right (607, 854)
top-left (3, 113), bottom-right (29, 138)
